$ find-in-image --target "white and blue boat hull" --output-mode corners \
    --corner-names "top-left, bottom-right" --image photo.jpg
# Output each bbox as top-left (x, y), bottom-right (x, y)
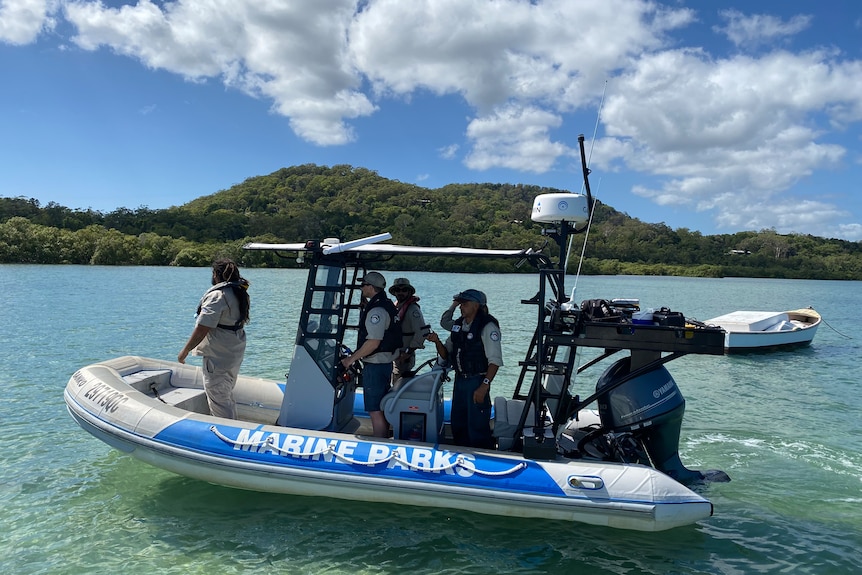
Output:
top-left (65, 356), bottom-right (713, 532)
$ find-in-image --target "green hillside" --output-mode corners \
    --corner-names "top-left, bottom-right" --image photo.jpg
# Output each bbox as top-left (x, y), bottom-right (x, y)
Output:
top-left (1, 164), bottom-right (861, 279)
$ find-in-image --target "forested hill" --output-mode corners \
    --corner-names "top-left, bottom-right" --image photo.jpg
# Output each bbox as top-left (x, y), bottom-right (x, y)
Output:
top-left (2, 164), bottom-right (861, 279)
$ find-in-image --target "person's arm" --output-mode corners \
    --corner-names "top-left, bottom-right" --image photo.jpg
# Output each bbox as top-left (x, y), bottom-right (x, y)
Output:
top-left (178, 324), bottom-right (212, 363)
top-left (473, 322), bottom-right (503, 403)
top-left (439, 301), bottom-right (458, 330)
top-left (473, 362), bottom-right (499, 403)
top-left (341, 305), bottom-right (385, 367)
top-left (342, 338), bottom-right (381, 367)
top-left (424, 331), bottom-right (449, 360)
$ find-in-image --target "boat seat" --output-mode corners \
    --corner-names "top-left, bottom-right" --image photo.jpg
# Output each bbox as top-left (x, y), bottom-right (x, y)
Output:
top-left (157, 387), bottom-right (209, 413)
top-left (381, 368), bottom-right (447, 443)
top-left (493, 397), bottom-right (539, 451)
top-left (120, 369), bottom-right (209, 413)
top-left (123, 369), bottom-right (173, 392)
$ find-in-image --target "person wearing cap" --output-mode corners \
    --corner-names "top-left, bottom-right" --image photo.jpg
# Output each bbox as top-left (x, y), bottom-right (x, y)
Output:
top-left (426, 289), bottom-right (501, 448)
top-left (389, 277), bottom-right (429, 383)
top-left (341, 271), bottom-right (401, 438)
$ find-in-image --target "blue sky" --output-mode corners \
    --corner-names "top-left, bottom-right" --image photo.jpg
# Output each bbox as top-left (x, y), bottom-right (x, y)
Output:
top-left (1, 0), bottom-right (861, 240)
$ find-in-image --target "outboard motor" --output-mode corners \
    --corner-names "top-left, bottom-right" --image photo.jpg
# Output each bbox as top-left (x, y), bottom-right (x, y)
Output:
top-left (594, 357), bottom-right (728, 483)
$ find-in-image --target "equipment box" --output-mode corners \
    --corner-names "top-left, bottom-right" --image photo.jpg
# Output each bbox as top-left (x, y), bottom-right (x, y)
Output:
top-left (653, 309), bottom-right (685, 327)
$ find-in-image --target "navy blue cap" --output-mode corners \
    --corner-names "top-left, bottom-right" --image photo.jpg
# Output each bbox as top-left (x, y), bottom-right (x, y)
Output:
top-left (453, 289), bottom-right (486, 305)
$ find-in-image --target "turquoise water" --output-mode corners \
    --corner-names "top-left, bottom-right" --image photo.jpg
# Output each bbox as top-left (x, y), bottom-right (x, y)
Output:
top-left (2, 265), bottom-right (860, 574)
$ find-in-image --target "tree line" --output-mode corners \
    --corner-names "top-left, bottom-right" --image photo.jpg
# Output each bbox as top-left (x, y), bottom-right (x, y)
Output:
top-left (2, 164), bottom-right (861, 279)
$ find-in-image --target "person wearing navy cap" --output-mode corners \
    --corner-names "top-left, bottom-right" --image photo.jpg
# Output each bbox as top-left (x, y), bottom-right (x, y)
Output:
top-left (426, 289), bottom-right (501, 448)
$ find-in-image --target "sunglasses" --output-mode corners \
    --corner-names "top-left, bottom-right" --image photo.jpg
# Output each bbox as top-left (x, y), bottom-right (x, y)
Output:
top-left (391, 286), bottom-right (410, 292)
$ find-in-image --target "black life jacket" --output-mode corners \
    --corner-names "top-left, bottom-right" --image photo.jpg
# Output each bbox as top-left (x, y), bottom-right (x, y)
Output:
top-left (357, 291), bottom-right (402, 355)
top-left (451, 312), bottom-right (499, 375)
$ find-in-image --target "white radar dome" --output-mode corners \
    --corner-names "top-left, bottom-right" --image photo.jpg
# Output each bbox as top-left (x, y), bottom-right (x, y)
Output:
top-left (531, 193), bottom-right (589, 224)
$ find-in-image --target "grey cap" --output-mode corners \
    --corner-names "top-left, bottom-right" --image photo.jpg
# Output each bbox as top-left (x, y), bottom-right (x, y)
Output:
top-left (361, 271), bottom-right (386, 289)
top-left (453, 289), bottom-right (486, 305)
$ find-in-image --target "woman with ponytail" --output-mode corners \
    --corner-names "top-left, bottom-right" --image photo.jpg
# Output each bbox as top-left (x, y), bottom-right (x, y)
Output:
top-left (178, 258), bottom-right (250, 419)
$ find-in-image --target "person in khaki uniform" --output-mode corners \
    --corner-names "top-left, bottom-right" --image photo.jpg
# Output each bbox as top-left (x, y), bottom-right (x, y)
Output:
top-left (389, 277), bottom-right (429, 383)
top-left (426, 289), bottom-right (501, 448)
top-left (341, 272), bottom-right (400, 438)
top-left (178, 259), bottom-right (250, 419)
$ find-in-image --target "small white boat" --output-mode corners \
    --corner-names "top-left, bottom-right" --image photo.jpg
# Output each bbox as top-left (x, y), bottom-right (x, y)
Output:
top-left (704, 308), bottom-right (821, 353)
top-left (65, 140), bottom-right (731, 532)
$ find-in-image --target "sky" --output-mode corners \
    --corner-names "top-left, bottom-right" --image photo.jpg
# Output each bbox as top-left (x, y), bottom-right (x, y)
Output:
top-left (1, 0), bottom-right (861, 241)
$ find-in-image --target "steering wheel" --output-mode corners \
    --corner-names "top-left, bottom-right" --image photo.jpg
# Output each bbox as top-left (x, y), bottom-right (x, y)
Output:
top-left (336, 344), bottom-right (362, 384)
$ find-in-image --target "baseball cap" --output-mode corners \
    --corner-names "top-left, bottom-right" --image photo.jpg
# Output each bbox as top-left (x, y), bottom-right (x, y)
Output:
top-left (361, 271), bottom-right (386, 289)
top-left (453, 289), bottom-right (486, 305)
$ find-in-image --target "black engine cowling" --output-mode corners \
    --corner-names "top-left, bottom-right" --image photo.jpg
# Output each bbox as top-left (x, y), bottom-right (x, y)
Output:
top-left (593, 357), bottom-right (728, 484)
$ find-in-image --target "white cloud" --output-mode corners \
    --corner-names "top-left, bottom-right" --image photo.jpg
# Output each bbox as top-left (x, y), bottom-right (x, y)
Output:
top-left (596, 47), bottom-right (860, 235)
top-left (438, 144), bottom-right (459, 160)
top-left (2, 0), bottom-right (861, 238)
top-left (349, 0), bottom-right (687, 111)
top-left (464, 105), bottom-right (569, 172)
top-left (15, 0), bottom-right (693, 154)
top-left (0, 0), bottom-right (56, 45)
top-left (715, 9), bottom-right (812, 48)
top-left (65, 0), bottom-right (375, 145)
top-left (715, 198), bottom-right (857, 240)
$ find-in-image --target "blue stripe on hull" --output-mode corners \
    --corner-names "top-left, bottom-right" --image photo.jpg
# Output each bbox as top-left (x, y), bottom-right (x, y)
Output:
top-left (153, 418), bottom-right (565, 497)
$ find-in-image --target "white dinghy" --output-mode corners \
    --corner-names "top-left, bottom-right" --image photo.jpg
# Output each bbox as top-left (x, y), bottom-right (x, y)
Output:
top-left (705, 308), bottom-right (821, 352)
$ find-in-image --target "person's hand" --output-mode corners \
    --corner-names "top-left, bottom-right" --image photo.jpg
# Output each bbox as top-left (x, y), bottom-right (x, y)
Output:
top-left (473, 384), bottom-right (489, 404)
top-left (178, 350), bottom-right (188, 364)
top-left (341, 356), bottom-right (354, 369)
top-left (425, 331), bottom-right (440, 344)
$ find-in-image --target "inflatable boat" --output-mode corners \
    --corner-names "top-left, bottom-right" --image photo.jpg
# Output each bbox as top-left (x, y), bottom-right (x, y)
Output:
top-left (65, 136), bottom-right (729, 531)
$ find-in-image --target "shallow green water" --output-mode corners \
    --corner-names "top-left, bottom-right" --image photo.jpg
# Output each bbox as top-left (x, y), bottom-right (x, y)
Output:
top-left (2, 265), bottom-right (860, 574)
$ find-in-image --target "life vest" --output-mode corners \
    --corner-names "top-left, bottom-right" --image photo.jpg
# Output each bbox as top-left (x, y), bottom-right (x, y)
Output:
top-left (197, 281), bottom-right (249, 331)
top-left (451, 312), bottom-right (499, 376)
top-left (396, 296), bottom-right (420, 322)
top-left (396, 296), bottom-right (421, 344)
top-left (357, 291), bottom-right (402, 355)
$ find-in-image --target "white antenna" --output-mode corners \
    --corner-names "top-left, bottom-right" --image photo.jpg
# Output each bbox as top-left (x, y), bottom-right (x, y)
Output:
top-left (564, 79), bottom-right (607, 278)
top-left (571, 180), bottom-right (600, 299)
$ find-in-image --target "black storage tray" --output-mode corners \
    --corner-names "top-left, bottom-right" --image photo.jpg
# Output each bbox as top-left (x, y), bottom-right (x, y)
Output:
top-left (547, 322), bottom-right (726, 355)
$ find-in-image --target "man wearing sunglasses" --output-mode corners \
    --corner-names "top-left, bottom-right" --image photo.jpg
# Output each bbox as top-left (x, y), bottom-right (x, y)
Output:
top-left (341, 272), bottom-right (401, 437)
top-left (388, 277), bottom-right (429, 383)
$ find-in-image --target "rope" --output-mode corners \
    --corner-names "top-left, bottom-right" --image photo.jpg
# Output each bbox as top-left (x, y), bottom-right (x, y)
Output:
top-left (469, 461), bottom-right (528, 476)
top-left (392, 450), bottom-right (462, 472)
top-left (821, 317), bottom-right (851, 339)
top-left (209, 426), bottom-right (527, 476)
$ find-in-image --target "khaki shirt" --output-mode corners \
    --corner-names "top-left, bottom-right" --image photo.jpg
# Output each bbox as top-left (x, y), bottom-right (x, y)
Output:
top-left (399, 301), bottom-right (428, 351)
top-left (193, 283), bottom-right (247, 364)
top-left (363, 303), bottom-right (398, 364)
